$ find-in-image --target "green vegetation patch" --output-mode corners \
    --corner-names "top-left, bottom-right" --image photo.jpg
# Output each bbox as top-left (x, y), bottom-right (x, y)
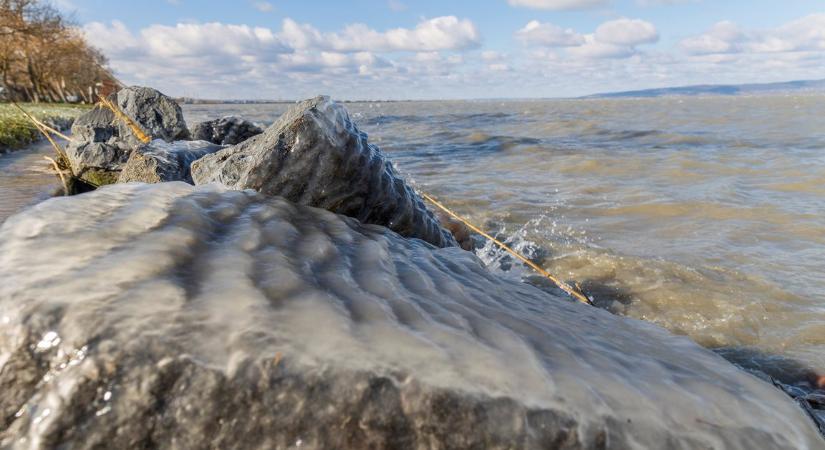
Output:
top-left (0, 103), bottom-right (90, 152)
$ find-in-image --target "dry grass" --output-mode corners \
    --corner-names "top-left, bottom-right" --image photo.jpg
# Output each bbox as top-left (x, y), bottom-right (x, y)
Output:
top-left (0, 103), bottom-right (88, 151)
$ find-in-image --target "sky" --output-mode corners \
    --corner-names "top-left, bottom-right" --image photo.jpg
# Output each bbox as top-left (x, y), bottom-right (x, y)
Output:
top-left (59, 0), bottom-right (825, 100)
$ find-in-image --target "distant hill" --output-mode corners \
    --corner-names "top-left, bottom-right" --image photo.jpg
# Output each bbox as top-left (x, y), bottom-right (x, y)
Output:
top-left (585, 78), bottom-right (825, 98)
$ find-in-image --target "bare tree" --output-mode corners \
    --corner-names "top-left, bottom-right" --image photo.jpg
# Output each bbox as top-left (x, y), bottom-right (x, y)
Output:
top-left (0, 0), bottom-right (119, 102)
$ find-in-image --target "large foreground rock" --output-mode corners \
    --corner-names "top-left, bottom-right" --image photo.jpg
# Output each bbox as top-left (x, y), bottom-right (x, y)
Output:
top-left (118, 139), bottom-right (224, 184)
top-left (191, 116), bottom-right (263, 145)
top-left (0, 183), bottom-right (821, 449)
top-left (191, 96), bottom-right (456, 248)
top-left (65, 86), bottom-right (190, 185)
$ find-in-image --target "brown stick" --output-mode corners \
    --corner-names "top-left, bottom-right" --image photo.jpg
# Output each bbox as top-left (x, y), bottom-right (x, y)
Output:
top-left (44, 156), bottom-right (70, 196)
top-left (10, 101), bottom-right (70, 163)
top-left (97, 95), bottom-right (151, 144)
top-left (27, 114), bottom-right (72, 142)
top-left (421, 192), bottom-right (593, 306)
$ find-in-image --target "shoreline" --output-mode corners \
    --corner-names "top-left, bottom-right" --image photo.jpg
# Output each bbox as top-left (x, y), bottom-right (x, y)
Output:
top-left (0, 103), bottom-right (90, 153)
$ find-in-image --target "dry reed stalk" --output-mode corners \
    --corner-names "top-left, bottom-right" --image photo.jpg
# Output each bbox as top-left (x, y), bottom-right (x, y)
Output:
top-left (27, 115), bottom-right (73, 142)
top-left (43, 155), bottom-right (70, 196)
top-left (10, 101), bottom-right (70, 162)
top-left (97, 95), bottom-right (152, 144)
top-left (422, 192), bottom-right (593, 306)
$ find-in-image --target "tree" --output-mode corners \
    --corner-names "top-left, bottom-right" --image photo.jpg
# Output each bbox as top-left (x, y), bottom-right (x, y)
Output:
top-left (0, 0), bottom-right (119, 102)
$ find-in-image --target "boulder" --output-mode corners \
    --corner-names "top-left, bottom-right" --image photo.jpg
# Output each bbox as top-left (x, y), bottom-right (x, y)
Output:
top-left (191, 116), bottom-right (263, 145)
top-left (0, 183), bottom-right (822, 449)
top-left (118, 139), bottom-right (224, 184)
top-left (65, 86), bottom-right (190, 186)
top-left (191, 96), bottom-right (457, 248)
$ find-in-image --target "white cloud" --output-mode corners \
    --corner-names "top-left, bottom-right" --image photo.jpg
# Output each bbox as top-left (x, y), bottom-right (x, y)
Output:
top-left (280, 16), bottom-right (481, 52)
top-left (516, 18), bottom-right (658, 59)
top-left (139, 23), bottom-right (289, 60)
top-left (507, 0), bottom-right (609, 10)
top-left (568, 35), bottom-right (635, 58)
top-left (253, 1), bottom-right (274, 13)
top-left (82, 18), bottom-right (487, 99)
top-left (516, 21), bottom-right (584, 47)
top-left (83, 20), bottom-right (144, 56)
top-left (681, 14), bottom-right (825, 55)
top-left (80, 13), bottom-right (825, 99)
top-left (680, 21), bottom-right (743, 55)
top-left (595, 18), bottom-right (659, 46)
top-left (481, 50), bottom-right (507, 61)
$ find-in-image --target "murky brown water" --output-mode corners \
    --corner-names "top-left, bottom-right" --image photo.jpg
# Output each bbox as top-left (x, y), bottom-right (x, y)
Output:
top-left (2, 95), bottom-right (823, 391)
top-left (185, 96), bottom-right (825, 389)
top-left (0, 140), bottom-right (59, 222)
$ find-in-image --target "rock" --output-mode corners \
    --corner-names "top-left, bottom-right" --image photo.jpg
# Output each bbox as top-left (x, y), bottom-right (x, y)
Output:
top-left (0, 183), bottom-right (822, 449)
top-left (191, 116), bottom-right (263, 145)
top-left (436, 210), bottom-right (477, 251)
top-left (118, 139), bottom-right (224, 184)
top-left (65, 86), bottom-right (190, 186)
top-left (191, 96), bottom-right (456, 248)
top-left (115, 86), bottom-right (190, 143)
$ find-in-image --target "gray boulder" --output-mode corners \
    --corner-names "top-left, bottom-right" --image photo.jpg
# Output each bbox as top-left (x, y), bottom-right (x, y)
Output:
top-left (65, 86), bottom-right (190, 186)
top-left (191, 96), bottom-right (456, 248)
top-left (191, 116), bottom-right (263, 145)
top-left (118, 139), bottom-right (224, 184)
top-left (0, 183), bottom-right (822, 449)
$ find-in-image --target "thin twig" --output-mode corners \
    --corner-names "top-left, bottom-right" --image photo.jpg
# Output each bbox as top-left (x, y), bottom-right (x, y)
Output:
top-left (422, 192), bottom-right (593, 306)
top-left (27, 115), bottom-right (72, 142)
top-left (44, 156), bottom-right (69, 196)
top-left (10, 101), bottom-right (70, 162)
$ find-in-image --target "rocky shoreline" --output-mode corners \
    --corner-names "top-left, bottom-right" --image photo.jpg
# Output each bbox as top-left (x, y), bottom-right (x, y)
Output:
top-left (0, 87), bottom-right (823, 448)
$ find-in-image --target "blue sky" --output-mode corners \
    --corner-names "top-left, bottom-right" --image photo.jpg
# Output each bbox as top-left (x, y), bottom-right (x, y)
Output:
top-left (62, 0), bottom-right (825, 99)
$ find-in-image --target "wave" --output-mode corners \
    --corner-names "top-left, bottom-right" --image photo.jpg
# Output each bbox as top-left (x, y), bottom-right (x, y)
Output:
top-left (474, 214), bottom-right (825, 394)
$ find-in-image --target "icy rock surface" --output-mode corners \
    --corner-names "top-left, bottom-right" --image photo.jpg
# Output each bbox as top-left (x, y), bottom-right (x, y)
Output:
top-left (65, 86), bottom-right (190, 184)
top-left (118, 139), bottom-right (224, 184)
top-left (0, 183), bottom-right (822, 450)
top-left (191, 96), bottom-right (457, 248)
top-left (191, 115), bottom-right (264, 145)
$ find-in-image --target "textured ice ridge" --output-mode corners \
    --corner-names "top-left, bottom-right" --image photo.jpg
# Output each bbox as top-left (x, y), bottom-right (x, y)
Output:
top-left (0, 183), bottom-right (821, 449)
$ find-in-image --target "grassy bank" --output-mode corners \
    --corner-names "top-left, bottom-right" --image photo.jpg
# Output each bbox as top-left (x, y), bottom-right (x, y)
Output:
top-left (0, 103), bottom-right (90, 152)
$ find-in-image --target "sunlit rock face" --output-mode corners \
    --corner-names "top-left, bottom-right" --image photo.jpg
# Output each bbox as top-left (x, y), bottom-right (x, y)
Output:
top-left (0, 183), bottom-right (821, 449)
top-left (191, 96), bottom-right (457, 248)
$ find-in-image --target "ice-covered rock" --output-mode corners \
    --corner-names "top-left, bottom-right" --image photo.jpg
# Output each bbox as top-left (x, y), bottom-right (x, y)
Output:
top-left (191, 116), bottom-right (263, 145)
top-left (118, 139), bottom-right (224, 184)
top-left (65, 86), bottom-right (190, 186)
top-left (0, 183), bottom-right (821, 449)
top-left (191, 96), bottom-right (457, 248)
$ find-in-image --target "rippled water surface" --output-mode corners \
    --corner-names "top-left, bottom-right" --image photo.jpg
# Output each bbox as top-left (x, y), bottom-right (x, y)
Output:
top-left (186, 96), bottom-right (825, 387)
top-left (2, 95), bottom-right (823, 389)
top-left (0, 140), bottom-right (58, 221)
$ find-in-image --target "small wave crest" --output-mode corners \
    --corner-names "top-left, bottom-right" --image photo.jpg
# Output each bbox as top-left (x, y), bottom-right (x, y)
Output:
top-left (474, 213), bottom-right (825, 394)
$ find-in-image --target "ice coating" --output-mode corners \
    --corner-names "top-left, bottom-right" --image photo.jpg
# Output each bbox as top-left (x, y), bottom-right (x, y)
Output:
top-left (0, 183), bottom-right (822, 449)
top-left (191, 96), bottom-right (457, 248)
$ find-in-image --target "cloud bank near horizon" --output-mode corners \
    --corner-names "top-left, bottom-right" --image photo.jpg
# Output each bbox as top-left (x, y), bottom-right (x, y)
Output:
top-left (83, 10), bottom-right (825, 100)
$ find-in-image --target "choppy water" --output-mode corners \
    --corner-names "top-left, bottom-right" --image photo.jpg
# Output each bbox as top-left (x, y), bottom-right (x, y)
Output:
top-left (2, 95), bottom-right (823, 392)
top-left (186, 96), bottom-right (825, 390)
top-left (0, 141), bottom-right (60, 220)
